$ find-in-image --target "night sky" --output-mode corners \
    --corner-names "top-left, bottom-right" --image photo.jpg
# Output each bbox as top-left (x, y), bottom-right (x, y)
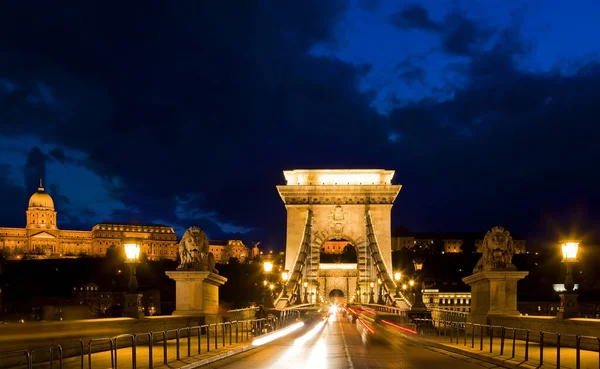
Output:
top-left (1, 1), bottom-right (600, 249)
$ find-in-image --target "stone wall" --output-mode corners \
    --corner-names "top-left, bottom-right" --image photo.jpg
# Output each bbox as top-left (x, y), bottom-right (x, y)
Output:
top-left (490, 315), bottom-right (600, 350)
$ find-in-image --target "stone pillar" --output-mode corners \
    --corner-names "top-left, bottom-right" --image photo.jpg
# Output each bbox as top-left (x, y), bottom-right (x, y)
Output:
top-left (165, 271), bottom-right (227, 323)
top-left (462, 270), bottom-right (528, 325)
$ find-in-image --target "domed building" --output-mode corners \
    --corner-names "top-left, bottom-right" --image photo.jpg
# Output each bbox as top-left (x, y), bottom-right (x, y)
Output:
top-left (0, 180), bottom-right (179, 260)
top-left (26, 180), bottom-right (57, 230)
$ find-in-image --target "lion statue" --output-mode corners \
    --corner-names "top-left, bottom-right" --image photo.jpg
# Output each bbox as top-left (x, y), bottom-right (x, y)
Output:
top-left (178, 226), bottom-right (218, 273)
top-left (473, 226), bottom-right (516, 273)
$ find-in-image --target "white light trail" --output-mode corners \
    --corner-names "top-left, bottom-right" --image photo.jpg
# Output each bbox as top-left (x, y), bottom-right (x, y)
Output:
top-left (306, 338), bottom-right (328, 369)
top-left (252, 321), bottom-right (305, 347)
top-left (294, 319), bottom-right (327, 346)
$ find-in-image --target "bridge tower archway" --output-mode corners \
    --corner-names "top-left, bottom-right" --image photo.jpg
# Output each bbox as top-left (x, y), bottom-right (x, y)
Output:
top-left (329, 289), bottom-right (344, 305)
top-left (274, 169), bottom-right (411, 310)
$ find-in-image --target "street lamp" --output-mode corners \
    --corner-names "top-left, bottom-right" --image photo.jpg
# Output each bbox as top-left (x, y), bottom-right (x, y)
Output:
top-left (410, 258), bottom-right (427, 312)
top-left (394, 272), bottom-right (401, 298)
top-left (377, 278), bottom-right (384, 304)
top-left (369, 282), bottom-right (375, 304)
top-left (281, 271), bottom-right (289, 298)
top-left (356, 285), bottom-right (361, 304)
top-left (413, 259), bottom-right (424, 272)
top-left (123, 237), bottom-right (144, 319)
top-left (558, 240), bottom-right (580, 319)
top-left (303, 281), bottom-right (309, 304)
top-left (264, 261), bottom-right (273, 273)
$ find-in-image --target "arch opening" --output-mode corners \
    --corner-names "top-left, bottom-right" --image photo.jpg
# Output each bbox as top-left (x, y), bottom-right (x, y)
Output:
top-left (320, 239), bottom-right (357, 263)
top-left (329, 289), bottom-right (345, 305)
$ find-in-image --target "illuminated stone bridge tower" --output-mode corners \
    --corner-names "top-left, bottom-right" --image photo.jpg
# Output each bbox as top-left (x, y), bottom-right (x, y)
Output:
top-left (275, 169), bottom-right (411, 309)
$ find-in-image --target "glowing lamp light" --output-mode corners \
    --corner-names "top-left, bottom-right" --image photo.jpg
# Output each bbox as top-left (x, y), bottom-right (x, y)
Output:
top-left (394, 272), bottom-right (401, 282)
top-left (402, 284), bottom-right (407, 290)
top-left (409, 280), bottom-right (415, 287)
top-left (282, 271), bottom-right (289, 281)
top-left (561, 241), bottom-right (579, 262)
top-left (303, 281), bottom-right (308, 288)
top-left (269, 284), bottom-right (274, 290)
top-left (377, 278), bottom-right (382, 285)
top-left (123, 238), bottom-right (141, 263)
top-left (370, 282), bottom-right (375, 288)
top-left (263, 261), bottom-right (273, 273)
top-left (413, 259), bottom-right (424, 271)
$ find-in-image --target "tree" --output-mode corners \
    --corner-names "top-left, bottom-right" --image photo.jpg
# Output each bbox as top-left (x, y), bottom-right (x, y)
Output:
top-left (340, 244), bottom-right (357, 263)
top-left (220, 244), bottom-right (234, 264)
top-left (105, 245), bottom-right (125, 261)
top-left (0, 247), bottom-right (12, 260)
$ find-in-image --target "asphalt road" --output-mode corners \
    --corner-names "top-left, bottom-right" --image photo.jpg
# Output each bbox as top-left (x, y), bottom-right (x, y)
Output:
top-left (204, 312), bottom-right (504, 369)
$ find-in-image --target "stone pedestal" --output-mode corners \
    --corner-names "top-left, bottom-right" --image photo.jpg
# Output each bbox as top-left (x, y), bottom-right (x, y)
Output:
top-left (462, 270), bottom-right (528, 325)
top-left (124, 293), bottom-right (145, 319)
top-left (165, 271), bottom-right (227, 323)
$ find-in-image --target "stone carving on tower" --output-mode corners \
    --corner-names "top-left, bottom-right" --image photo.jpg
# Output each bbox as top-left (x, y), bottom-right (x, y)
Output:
top-left (473, 226), bottom-right (516, 273)
top-left (177, 226), bottom-right (218, 273)
top-left (328, 205), bottom-right (349, 237)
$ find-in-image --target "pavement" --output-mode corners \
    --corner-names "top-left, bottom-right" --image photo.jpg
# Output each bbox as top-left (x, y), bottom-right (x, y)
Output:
top-left (416, 328), bottom-right (600, 369)
top-left (19, 328), bottom-right (255, 369)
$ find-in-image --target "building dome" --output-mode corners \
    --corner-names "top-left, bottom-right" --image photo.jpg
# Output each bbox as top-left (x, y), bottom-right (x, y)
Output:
top-left (28, 181), bottom-right (55, 209)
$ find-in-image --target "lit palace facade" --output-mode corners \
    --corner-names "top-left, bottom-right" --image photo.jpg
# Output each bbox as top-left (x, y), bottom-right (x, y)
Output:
top-left (0, 183), bottom-right (178, 260)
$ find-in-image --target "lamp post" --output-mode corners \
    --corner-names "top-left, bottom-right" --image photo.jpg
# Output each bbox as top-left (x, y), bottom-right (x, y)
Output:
top-left (377, 278), bottom-right (384, 304)
top-left (410, 258), bottom-right (427, 312)
top-left (263, 261), bottom-right (273, 273)
top-left (123, 237), bottom-right (144, 319)
top-left (369, 282), bottom-right (375, 304)
top-left (356, 285), bottom-right (361, 304)
top-left (394, 272), bottom-right (401, 298)
top-left (558, 240), bottom-right (580, 319)
top-left (263, 262), bottom-right (274, 307)
top-left (303, 281), bottom-right (309, 304)
top-left (293, 278), bottom-right (303, 305)
top-left (281, 271), bottom-right (289, 298)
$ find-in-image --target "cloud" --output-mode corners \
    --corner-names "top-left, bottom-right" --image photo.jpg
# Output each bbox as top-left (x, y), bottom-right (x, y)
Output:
top-left (390, 4), bottom-right (441, 32)
top-left (390, 4), bottom-right (495, 56)
top-left (23, 147), bottom-right (48, 194)
top-left (440, 13), bottom-right (495, 56)
top-left (0, 135), bottom-right (133, 230)
top-left (385, 20), bottom-right (600, 240)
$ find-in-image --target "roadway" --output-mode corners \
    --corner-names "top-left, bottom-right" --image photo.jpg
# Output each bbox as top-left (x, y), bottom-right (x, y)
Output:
top-left (204, 311), bottom-right (504, 369)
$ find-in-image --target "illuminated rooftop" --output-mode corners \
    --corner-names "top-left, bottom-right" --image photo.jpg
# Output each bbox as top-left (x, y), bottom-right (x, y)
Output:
top-left (319, 263), bottom-right (357, 270)
top-left (283, 169), bottom-right (395, 186)
top-left (92, 223), bottom-right (176, 233)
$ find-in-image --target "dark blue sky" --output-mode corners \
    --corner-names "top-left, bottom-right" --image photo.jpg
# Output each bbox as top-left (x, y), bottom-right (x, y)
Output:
top-left (1, 1), bottom-right (599, 249)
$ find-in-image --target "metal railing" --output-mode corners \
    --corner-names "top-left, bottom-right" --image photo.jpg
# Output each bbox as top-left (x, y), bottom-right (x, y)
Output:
top-left (227, 307), bottom-right (258, 321)
top-left (429, 308), bottom-right (469, 323)
top-left (0, 317), bottom-right (283, 369)
top-left (414, 318), bottom-right (600, 369)
top-left (359, 304), bottom-right (408, 316)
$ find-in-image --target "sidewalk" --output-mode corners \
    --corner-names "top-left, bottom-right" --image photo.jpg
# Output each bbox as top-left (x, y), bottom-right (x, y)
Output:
top-left (26, 331), bottom-right (256, 369)
top-left (418, 330), bottom-right (599, 369)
